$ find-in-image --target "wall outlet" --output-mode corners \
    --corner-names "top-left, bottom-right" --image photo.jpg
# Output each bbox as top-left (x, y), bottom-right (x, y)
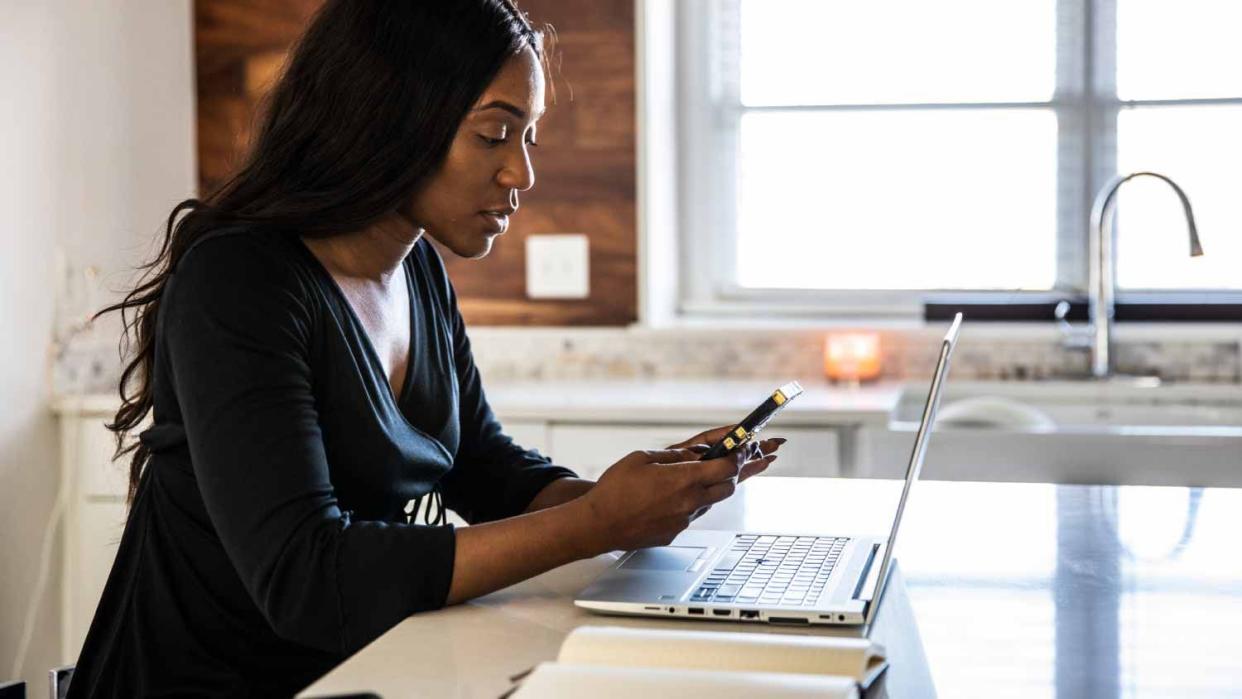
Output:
top-left (526, 234), bottom-right (590, 299)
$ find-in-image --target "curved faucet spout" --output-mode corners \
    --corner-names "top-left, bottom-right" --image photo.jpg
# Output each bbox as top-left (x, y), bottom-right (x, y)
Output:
top-left (1086, 171), bottom-right (1205, 380)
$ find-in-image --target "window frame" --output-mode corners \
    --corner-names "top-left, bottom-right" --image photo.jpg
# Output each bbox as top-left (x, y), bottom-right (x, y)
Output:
top-left (675, 0), bottom-right (1242, 321)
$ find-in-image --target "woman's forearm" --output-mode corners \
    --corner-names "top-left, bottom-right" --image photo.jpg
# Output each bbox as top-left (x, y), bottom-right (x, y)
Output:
top-left (523, 476), bottom-right (595, 513)
top-left (445, 495), bottom-right (601, 605)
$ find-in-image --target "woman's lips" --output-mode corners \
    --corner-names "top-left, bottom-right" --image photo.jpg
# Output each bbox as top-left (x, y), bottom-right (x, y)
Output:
top-left (479, 211), bottom-right (509, 234)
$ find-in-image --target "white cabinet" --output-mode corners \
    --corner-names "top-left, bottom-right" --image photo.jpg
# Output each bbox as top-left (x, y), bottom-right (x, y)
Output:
top-left (70, 502), bottom-right (126, 642)
top-left (539, 423), bottom-right (841, 481)
top-left (544, 423), bottom-right (711, 479)
top-left (56, 400), bottom-right (128, 661)
top-left (77, 414), bottom-right (130, 498)
top-left (500, 419), bottom-right (552, 455)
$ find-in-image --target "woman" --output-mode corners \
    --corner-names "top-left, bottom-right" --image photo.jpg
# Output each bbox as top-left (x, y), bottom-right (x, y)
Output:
top-left (73, 1), bottom-right (781, 696)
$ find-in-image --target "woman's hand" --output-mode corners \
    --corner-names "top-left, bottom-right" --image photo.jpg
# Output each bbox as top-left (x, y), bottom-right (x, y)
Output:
top-left (567, 426), bottom-right (787, 556)
top-left (447, 430), bottom-right (786, 604)
top-left (576, 447), bottom-right (746, 555)
top-left (667, 425), bottom-right (786, 483)
top-left (666, 425), bottom-right (786, 522)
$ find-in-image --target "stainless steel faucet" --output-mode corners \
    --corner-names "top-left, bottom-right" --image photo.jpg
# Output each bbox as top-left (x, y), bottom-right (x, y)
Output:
top-left (1081, 171), bottom-right (1204, 379)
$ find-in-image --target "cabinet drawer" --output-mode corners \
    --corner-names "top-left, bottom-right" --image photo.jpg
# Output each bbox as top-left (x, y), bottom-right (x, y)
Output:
top-left (498, 418), bottom-right (551, 456)
top-left (545, 424), bottom-right (709, 479)
top-left (546, 424), bottom-right (840, 481)
top-left (76, 417), bottom-right (129, 498)
top-left (69, 502), bottom-right (127, 655)
top-left (761, 427), bottom-right (840, 478)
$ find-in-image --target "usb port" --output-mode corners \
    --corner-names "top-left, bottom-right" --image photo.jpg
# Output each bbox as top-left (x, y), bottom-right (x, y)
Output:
top-left (739, 610), bottom-right (760, 620)
top-left (687, 607), bottom-right (705, 615)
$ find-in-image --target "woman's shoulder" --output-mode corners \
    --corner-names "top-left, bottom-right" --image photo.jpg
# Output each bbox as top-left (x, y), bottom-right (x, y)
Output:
top-left (174, 228), bottom-right (312, 284)
top-left (177, 227), bottom-right (303, 272)
top-left (168, 228), bottom-right (319, 313)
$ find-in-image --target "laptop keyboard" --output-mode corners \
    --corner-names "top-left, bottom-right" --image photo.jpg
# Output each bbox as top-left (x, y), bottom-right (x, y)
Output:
top-left (689, 535), bottom-right (849, 607)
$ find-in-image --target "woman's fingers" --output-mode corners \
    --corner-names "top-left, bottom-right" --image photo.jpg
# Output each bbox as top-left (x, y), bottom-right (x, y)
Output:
top-left (682, 452), bottom-right (744, 485)
top-left (738, 437), bottom-right (784, 477)
top-left (754, 436), bottom-right (787, 457)
top-left (667, 429), bottom-right (789, 463)
top-left (739, 454), bottom-right (777, 482)
top-left (702, 477), bottom-right (737, 504)
top-left (665, 425), bottom-right (735, 450)
top-left (668, 437), bottom-right (785, 486)
top-left (638, 447), bottom-right (704, 465)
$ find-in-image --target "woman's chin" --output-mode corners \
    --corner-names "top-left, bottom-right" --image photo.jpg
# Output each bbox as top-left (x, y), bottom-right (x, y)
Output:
top-left (466, 237), bottom-right (496, 259)
top-left (440, 234), bottom-right (496, 259)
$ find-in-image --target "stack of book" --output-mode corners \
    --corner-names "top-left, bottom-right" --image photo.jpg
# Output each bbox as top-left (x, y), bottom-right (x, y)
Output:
top-left (509, 625), bottom-right (887, 698)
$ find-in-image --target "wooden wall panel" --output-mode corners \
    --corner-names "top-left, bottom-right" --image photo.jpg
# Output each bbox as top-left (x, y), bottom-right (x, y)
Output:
top-left (194, 0), bottom-right (637, 326)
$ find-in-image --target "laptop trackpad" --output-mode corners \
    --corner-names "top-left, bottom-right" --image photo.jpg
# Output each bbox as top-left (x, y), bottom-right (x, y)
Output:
top-left (620, 546), bottom-right (705, 572)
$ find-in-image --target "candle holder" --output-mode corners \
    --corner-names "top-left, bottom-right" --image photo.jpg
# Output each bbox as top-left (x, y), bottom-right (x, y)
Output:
top-left (823, 332), bottom-right (881, 387)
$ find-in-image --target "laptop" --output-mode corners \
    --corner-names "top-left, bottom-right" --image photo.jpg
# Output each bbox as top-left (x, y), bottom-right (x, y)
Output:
top-left (575, 313), bottom-right (962, 626)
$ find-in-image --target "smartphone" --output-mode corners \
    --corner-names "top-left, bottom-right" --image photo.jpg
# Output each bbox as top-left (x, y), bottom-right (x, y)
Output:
top-left (699, 381), bottom-right (804, 461)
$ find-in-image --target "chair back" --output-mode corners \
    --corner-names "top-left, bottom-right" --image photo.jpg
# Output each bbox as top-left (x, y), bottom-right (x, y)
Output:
top-left (48, 667), bottom-right (73, 699)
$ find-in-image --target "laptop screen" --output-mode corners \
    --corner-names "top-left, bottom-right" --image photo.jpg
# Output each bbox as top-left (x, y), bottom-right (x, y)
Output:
top-left (864, 312), bottom-right (962, 625)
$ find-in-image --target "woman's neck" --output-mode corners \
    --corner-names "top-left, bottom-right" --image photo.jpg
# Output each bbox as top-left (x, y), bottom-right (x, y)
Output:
top-left (304, 213), bottom-right (423, 283)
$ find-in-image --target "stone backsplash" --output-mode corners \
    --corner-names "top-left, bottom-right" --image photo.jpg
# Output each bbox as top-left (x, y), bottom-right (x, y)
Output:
top-left (55, 323), bottom-right (1242, 396)
top-left (464, 327), bottom-right (1242, 385)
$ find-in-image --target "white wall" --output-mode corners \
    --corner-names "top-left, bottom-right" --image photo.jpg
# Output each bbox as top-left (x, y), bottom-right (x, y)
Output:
top-left (0, 0), bottom-right (195, 689)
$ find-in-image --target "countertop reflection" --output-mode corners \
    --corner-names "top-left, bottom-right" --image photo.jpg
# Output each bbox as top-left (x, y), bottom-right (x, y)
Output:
top-left (694, 478), bottom-right (1242, 698)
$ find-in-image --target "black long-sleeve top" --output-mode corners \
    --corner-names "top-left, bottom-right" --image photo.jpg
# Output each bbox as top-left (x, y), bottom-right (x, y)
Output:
top-left (68, 229), bottom-right (576, 697)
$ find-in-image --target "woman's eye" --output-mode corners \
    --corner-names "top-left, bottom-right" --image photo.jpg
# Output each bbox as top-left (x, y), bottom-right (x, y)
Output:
top-left (478, 129), bottom-right (536, 148)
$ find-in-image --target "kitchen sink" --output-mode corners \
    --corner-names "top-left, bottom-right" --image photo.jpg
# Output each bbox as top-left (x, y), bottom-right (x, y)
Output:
top-left (857, 381), bottom-right (1242, 487)
top-left (895, 380), bottom-right (1242, 431)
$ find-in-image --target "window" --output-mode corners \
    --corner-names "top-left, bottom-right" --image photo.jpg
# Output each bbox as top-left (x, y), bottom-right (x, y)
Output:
top-left (677, 0), bottom-right (1242, 318)
top-left (1114, 1), bottom-right (1242, 290)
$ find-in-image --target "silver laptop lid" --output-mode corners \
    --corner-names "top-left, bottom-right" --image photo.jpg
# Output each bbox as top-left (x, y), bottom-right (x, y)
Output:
top-left (864, 312), bottom-right (962, 625)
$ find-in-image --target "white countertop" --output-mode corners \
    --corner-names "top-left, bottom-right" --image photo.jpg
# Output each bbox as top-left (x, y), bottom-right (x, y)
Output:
top-left (299, 477), bottom-right (1242, 698)
top-left (298, 478), bottom-right (934, 699)
top-left (484, 379), bottom-right (901, 426)
top-left (54, 379), bottom-right (904, 426)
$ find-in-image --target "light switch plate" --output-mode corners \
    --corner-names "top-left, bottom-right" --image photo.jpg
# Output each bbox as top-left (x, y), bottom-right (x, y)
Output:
top-left (526, 234), bottom-right (590, 299)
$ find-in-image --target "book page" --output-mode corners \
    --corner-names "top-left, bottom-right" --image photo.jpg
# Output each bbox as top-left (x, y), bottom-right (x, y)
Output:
top-left (512, 663), bottom-right (859, 699)
top-left (557, 626), bottom-right (884, 680)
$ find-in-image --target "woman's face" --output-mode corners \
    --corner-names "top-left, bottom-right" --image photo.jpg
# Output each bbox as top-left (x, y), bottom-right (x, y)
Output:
top-left (405, 47), bottom-right (545, 258)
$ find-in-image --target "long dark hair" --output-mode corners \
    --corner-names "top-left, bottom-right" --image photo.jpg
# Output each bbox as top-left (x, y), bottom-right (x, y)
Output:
top-left (97, 0), bottom-right (547, 502)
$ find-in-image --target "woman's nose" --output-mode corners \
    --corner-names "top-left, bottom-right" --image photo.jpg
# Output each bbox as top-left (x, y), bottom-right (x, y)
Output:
top-left (497, 146), bottom-right (535, 192)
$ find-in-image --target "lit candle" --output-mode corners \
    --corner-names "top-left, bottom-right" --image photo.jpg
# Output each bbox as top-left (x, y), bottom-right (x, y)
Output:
top-left (824, 332), bottom-right (881, 384)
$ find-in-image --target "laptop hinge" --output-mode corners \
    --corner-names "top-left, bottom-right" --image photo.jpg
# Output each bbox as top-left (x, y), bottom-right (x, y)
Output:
top-left (852, 543), bottom-right (882, 600)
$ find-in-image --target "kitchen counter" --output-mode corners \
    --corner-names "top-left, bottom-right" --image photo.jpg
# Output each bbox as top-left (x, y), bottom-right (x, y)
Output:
top-left (53, 379), bottom-right (902, 425)
top-left (300, 477), bottom-right (1242, 698)
top-left (483, 378), bottom-right (900, 425)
